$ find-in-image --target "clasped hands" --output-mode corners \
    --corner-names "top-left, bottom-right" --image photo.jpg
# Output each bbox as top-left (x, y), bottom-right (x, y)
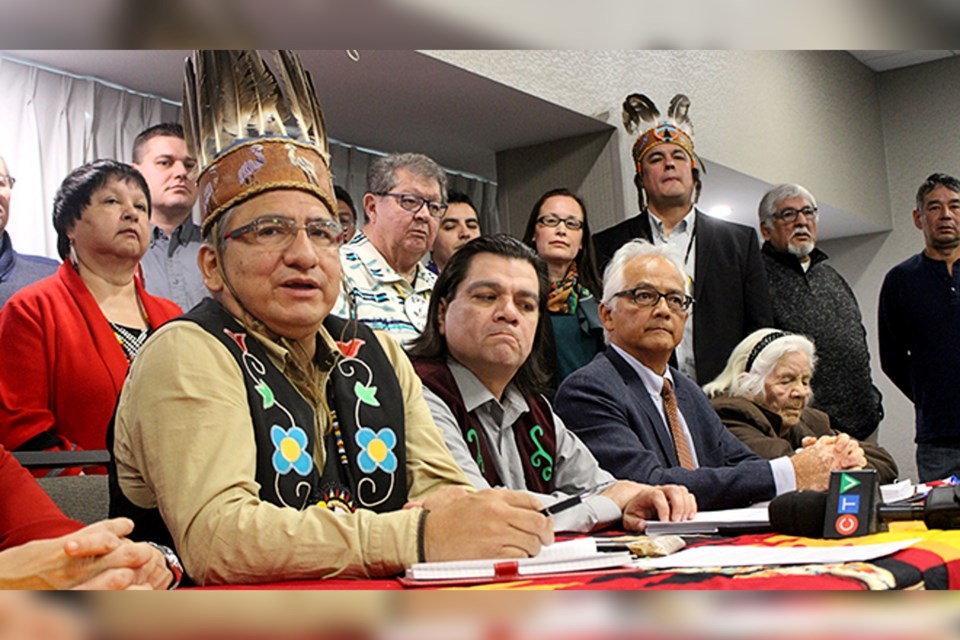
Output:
top-left (792, 432), bottom-right (868, 491)
top-left (0, 518), bottom-right (173, 590)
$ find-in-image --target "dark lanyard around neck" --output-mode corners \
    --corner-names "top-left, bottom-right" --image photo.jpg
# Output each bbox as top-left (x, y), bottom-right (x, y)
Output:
top-left (683, 223), bottom-right (697, 267)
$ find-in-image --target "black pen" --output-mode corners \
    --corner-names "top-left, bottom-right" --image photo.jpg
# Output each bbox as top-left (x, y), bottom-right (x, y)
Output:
top-left (538, 482), bottom-right (614, 516)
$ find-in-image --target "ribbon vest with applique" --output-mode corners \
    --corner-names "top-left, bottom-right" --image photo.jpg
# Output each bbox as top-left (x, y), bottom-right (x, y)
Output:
top-left (110, 299), bottom-right (408, 554)
top-left (411, 358), bottom-right (557, 494)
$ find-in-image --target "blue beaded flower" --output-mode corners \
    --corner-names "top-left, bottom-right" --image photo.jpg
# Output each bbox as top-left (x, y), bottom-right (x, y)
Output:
top-left (271, 425), bottom-right (313, 476)
top-left (355, 427), bottom-right (398, 474)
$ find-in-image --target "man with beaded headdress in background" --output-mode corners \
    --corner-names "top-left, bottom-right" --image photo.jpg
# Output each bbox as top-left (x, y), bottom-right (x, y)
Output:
top-left (109, 50), bottom-right (553, 586)
top-left (593, 94), bottom-right (772, 385)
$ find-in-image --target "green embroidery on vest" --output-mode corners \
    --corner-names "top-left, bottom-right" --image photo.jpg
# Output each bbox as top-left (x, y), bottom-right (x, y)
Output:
top-left (529, 424), bottom-right (553, 482)
top-left (354, 381), bottom-right (381, 407)
top-left (465, 427), bottom-right (485, 473)
top-left (254, 380), bottom-right (275, 409)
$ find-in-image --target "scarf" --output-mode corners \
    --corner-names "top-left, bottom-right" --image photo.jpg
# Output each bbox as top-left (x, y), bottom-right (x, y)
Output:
top-left (548, 262), bottom-right (592, 315)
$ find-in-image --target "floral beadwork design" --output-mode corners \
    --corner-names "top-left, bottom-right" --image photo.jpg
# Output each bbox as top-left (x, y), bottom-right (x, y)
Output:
top-left (355, 427), bottom-right (398, 474)
top-left (335, 339), bottom-right (365, 358)
top-left (271, 425), bottom-right (313, 476)
top-left (223, 327), bottom-right (312, 509)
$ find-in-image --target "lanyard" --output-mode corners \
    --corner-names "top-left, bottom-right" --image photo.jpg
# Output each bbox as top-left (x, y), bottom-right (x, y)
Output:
top-left (683, 223), bottom-right (697, 267)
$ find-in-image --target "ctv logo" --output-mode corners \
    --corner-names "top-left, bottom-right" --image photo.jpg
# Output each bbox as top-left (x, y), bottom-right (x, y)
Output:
top-left (833, 473), bottom-right (862, 536)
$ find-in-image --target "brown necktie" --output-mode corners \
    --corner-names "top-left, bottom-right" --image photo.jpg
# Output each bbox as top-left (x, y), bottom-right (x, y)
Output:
top-left (661, 378), bottom-right (696, 470)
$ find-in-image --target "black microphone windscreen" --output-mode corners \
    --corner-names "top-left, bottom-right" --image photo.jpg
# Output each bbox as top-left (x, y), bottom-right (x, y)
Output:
top-left (768, 490), bottom-right (828, 538)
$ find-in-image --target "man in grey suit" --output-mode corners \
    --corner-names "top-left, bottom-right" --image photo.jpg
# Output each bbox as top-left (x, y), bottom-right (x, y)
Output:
top-left (555, 240), bottom-right (844, 510)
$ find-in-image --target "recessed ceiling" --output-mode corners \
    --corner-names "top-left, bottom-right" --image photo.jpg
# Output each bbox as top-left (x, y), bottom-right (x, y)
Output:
top-left (849, 49), bottom-right (960, 72)
top-left (1, 49), bottom-right (610, 181)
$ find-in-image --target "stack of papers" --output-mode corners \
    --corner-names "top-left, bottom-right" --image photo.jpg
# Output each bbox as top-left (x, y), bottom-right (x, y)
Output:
top-left (634, 538), bottom-right (920, 569)
top-left (880, 479), bottom-right (917, 503)
top-left (404, 537), bottom-right (632, 582)
top-left (644, 505), bottom-right (770, 535)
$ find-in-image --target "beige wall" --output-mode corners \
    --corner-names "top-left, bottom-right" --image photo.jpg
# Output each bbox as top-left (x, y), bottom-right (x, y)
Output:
top-left (428, 49), bottom-right (960, 482)
top-left (821, 55), bottom-right (960, 481)
top-left (425, 50), bottom-right (891, 230)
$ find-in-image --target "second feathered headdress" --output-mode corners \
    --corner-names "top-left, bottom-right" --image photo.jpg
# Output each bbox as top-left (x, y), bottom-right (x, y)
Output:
top-left (622, 93), bottom-right (702, 173)
top-left (182, 50), bottom-right (337, 237)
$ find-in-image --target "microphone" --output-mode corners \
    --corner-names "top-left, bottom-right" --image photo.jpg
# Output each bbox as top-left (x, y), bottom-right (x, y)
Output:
top-left (768, 490), bottom-right (829, 538)
top-left (770, 485), bottom-right (960, 537)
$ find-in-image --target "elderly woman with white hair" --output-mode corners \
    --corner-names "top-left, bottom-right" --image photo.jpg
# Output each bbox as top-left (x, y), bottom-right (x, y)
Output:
top-left (704, 329), bottom-right (898, 484)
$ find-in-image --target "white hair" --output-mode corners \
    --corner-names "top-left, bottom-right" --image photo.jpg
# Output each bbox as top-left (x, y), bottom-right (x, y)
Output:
top-left (757, 183), bottom-right (817, 232)
top-left (702, 328), bottom-right (817, 401)
top-left (600, 240), bottom-right (691, 344)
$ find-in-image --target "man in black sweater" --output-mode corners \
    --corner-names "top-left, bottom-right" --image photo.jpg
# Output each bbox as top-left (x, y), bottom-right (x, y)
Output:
top-left (758, 183), bottom-right (883, 441)
top-left (879, 173), bottom-right (960, 482)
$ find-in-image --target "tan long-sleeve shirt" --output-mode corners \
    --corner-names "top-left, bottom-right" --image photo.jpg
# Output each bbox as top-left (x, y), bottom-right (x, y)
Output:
top-left (114, 319), bottom-right (471, 585)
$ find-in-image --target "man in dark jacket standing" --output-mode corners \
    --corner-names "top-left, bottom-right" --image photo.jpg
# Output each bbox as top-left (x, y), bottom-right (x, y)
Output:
top-left (593, 94), bottom-right (771, 384)
top-left (758, 183), bottom-right (883, 440)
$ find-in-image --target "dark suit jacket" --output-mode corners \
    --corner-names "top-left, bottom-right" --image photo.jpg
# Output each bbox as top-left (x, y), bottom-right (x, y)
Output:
top-left (592, 209), bottom-right (773, 384)
top-left (554, 347), bottom-right (777, 510)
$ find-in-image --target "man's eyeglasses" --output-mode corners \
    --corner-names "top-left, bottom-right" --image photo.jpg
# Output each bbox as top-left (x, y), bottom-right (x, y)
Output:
top-left (537, 214), bottom-right (584, 230)
top-left (772, 206), bottom-right (818, 223)
top-left (613, 285), bottom-right (694, 313)
top-left (375, 192), bottom-right (447, 218)
top-left (0, 175), bottom-right (15, 189)
top-left (224, 216), bottom-right (343, 250)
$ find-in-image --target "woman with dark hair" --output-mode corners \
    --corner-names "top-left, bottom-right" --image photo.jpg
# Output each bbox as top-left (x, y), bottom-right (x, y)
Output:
top-left (0, 160), bottom-right (181, 470)
top-left (521, 188), bottom-right (604, 391)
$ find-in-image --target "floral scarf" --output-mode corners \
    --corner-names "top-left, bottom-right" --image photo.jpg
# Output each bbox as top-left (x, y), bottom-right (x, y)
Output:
top-left (548, 262), bottom-right (592, 314)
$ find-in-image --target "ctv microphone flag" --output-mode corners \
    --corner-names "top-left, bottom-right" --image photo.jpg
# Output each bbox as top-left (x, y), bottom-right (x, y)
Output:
top-left (823, 469), bottom-right (884, 538)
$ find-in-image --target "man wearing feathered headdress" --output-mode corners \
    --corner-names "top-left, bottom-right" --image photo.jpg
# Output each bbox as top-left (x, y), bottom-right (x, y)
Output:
top-left (593, 94), bottom-right (772, 385)
top-left (110, 50), bottom-right (552, 585)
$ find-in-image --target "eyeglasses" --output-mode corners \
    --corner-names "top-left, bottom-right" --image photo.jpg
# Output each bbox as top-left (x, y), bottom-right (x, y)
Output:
top-left (613, 285), bottom-right (694, 313)
top-left (537, 214), bottom-right (584, 230)
top-left (375, 192), bottom-right (448, 218)
top-left (0, 175), bottom-right (15, 189)
top-left (224, 216), bottom-right (343, 250)
top-left (772, 206), bottom-right (818, 223)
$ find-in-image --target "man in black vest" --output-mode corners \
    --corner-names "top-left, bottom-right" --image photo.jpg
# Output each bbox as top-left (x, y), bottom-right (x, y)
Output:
top-left (110, 50), bottom-right (552, 586)
top-left (592, 94), bottom-right (772, 384)
top-left (408, 234), bottom-right (696, 533)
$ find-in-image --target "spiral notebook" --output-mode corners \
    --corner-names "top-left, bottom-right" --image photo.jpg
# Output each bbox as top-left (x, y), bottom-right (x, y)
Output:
top-left (403, 538), bottom-right (632, 584)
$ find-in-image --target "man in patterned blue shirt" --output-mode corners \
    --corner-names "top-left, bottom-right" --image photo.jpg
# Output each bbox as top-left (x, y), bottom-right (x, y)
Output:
top-left (333, 153), bottom-right (444, 344)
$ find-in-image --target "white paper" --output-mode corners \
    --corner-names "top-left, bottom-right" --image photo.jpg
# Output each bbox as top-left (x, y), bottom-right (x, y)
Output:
top-left (634, 538), bottom-right (920, 569)
top-left (644, 505), bottom-right (770, 535)
top-left (880, 479), bottom-right (916, 503)
top-left (406, 538), bottom-right (633, 580)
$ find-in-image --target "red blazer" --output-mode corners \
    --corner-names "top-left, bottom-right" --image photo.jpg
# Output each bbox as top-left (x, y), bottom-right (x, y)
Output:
top-left (0, 262), bottom-right (181, 454)
top-left (0, 444), bottom-right (81, 550)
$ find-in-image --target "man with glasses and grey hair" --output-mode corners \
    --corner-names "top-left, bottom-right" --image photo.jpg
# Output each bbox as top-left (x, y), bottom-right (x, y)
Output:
top-left (332, 153), bottom-right (446, 345)
top-left (555, 240), bottom-right (843, 510)
top-left (0, 155), bottom-right (58, 308)
top-left (759, 183), bottom-right (883, 442)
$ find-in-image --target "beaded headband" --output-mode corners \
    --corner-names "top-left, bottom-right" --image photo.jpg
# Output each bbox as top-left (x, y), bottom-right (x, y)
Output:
top-left (745, 331), bottom-right (790, 373)
top-left (622, 93), bottom-right (704, 174)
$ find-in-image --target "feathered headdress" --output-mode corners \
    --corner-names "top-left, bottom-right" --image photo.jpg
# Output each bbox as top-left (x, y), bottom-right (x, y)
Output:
top-left (182, 50), bottom-right (336, 237)
top-left (622, 93), bottom-right (702, 173)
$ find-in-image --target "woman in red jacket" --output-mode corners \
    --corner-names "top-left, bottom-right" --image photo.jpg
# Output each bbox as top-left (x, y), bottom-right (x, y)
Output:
top-left (0, 160), bottom-right (181, 467)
